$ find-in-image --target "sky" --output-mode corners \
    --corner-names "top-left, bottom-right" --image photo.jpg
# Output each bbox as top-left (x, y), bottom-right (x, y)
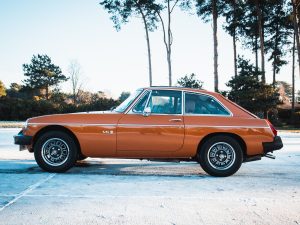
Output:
top-left (0, 0), bottom-right (299, 99)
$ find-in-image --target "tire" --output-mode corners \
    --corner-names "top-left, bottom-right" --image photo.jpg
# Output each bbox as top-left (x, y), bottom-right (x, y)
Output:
top-left (34, 131), bottom-right (78, 172)
top-left (198, 135), bottom-right (243, 177)
top-left (77, 153), bottom-right (87, 161)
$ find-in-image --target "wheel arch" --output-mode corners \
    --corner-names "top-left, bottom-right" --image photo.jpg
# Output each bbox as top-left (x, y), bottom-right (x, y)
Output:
top-left (32, 125), bottom-right (82, 154)
top-left (197, 132), bottom-right (247, 158)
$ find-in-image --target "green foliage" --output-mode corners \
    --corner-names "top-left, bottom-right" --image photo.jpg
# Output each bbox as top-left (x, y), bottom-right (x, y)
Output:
top-left (0, 98), bottom-right (59, 121)
top-left (0, 92), bottom-right (119, 120)
top-left (0, 80), bottom-right (6, 97)
top-left (226, 56), bottom-right (279, 116)
top-left (293, 112), bottom-right (300, 127)
top-left (100, 0), bottom-right (160, 31)
top-left (177, 73), bottom-right (203, 89)
top-left (222, 0), bottom-right (244, 37)
top-left (264, 0), bottom-right (291, 78)
top-left (118, 91), bottom-right (130, 102)
top-left (196, 0), bottom-right (226, 22)
top-left (23, 54), bottom-right (68, 99)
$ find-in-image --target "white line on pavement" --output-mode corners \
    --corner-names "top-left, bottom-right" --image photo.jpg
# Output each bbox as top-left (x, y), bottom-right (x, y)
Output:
top-left (0, 173), bottom-right (56, 212)
top-left (1, 194), bottom-right (300, 200)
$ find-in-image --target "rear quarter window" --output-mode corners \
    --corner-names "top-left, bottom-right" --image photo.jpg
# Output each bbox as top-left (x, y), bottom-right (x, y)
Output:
top-left (185, 92), bottom-right (230, 116)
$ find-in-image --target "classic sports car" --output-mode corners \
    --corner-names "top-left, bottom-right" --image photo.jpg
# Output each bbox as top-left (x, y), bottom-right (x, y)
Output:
top-left (14, 87), bottom-right (283, 177)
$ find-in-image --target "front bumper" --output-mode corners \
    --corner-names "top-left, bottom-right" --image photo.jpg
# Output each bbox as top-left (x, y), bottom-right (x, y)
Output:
top-left (262, 136), bottom-right (283, 154)
top-left (14, 130), bottom-right (32, 150)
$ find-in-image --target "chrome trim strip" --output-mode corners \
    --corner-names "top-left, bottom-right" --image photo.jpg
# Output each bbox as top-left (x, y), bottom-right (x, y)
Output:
top-left (28, 122), bottom-right (268, 129)
top-left (183, 91), bottom-right (233, 117)
top-left (28, 123), bottom-right (117, 126)
top-left (127, 90), bottom-right (152, 115)
top-left (185, 125), bottom-right (269, 128)
top-left (122, 89), bottom-right (145, 114)
top-left (144, 89), bottom-right (152, 112)
top-left (118, 124), bottom-right (184, 127)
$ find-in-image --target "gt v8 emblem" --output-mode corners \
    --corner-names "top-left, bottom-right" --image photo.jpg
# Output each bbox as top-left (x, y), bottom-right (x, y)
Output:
top-left (102, 130), bottom-right (114, 134)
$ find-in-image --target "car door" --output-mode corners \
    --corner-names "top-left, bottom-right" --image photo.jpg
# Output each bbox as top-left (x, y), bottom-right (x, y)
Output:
top-left (117, 89), bottom-right (184, 153)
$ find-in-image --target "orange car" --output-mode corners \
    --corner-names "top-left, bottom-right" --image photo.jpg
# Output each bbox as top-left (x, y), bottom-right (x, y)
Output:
top-left (14, 87), bottom-right (283, 176)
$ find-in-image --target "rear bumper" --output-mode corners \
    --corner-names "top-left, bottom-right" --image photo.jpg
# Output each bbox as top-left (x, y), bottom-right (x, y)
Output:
top-left (14, 130), bottom-right (32, 146)
top-left (262, 136), bottom-right (283, 153)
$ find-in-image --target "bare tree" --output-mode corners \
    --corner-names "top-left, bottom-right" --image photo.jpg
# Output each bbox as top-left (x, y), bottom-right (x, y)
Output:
top-left (100, 0), bottom-right (160, 87)
top-left (154, 0), bottom-right (189, 86)
top-left (68, 60), bottom-right (83, 105)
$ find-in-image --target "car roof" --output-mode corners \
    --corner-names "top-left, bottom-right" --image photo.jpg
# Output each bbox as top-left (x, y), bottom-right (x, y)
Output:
top-left (142, 86), bottom-right (217, 95)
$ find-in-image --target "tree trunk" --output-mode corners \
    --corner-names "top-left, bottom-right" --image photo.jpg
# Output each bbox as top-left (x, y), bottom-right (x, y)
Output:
top-left (292, 31), bottom-right (296, 118)
top-left (272, 61), bottom-right (276, 86)
top-left (73, 90), bottom-right (76, 105)
top-left (145, 26), bottom-right (153, 87)
top-left (272, 33), bottom-right (279, 86)
top-left (233, 0), bottom-right (237, 77)
top-left (212, 0), bottom-right (218, 92)
top-left (292, 0), bottom-right (300, 79)
top-left (156, 1), bottom-right (172, 86)
top-left (233, 35), bottom-right (237, 77)
top-left (272, 4), bottom-right (281, 86)
top-left (167, 0), bottom-right (172, 86)
top-left (167, 50), bottom-right (172, 86)
top-left (255, 36), bottom-right (258, 72)
top-left (139, 7), bottom-right (153, 87)
top-left (255, 0), bottom-right (266, 83)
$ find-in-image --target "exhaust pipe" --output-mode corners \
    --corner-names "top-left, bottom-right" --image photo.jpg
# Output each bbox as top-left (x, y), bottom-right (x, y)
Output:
top-left (264, 153), bottom-right (276, 159)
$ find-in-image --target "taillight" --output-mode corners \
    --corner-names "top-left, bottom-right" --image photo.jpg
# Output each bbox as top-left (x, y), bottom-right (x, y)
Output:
top-left (266, 120), bottom-right (277, 136)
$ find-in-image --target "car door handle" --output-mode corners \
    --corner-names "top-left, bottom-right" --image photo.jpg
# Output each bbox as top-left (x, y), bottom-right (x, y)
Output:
top-left (169, 119), bottom-right (182, 122)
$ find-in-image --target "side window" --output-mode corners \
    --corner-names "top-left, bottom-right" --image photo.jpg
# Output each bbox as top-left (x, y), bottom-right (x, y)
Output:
top-left (147, 90), bottom-right (182, 114)
top-left (132, 91), bottom-right (150, 113)
top-left (185, 93), bottom-right (230, 115)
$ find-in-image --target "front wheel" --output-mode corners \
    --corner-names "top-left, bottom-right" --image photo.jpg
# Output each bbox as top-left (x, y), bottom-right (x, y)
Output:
top-left (34, 131), bottom-right (78, 172)
top-left (198, 135), bottom-right (243, 177)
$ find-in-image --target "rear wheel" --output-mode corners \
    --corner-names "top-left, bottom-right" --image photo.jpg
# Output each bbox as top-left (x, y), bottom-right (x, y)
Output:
top-left (34, 131), bottom-right (78, 172)
top-left (198, 135), bottom-right (243, 177)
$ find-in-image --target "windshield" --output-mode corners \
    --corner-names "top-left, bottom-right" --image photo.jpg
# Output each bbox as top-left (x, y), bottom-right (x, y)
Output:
top-left (114, 89), bottom-right (143, 113)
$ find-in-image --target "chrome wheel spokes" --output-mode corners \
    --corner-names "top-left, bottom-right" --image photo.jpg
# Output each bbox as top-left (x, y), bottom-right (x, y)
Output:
top-left (207, 142), bottom-right (236, 170)
top-left (41, 138), bottom-right (70, 166)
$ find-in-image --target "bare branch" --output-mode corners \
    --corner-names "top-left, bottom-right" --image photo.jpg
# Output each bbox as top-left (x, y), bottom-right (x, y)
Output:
top-left (68, 60), bottom-right (83, 104)
top-left (170, 0), bottom-right (179, 13)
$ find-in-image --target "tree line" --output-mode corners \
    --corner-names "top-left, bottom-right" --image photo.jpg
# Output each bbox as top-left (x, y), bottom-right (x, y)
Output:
top-left (0, 53), bottom-right (299, 126)
top-left (0, 55), bottom-right (120, 120)
top-left (100, 0), bottom-right (298, 105)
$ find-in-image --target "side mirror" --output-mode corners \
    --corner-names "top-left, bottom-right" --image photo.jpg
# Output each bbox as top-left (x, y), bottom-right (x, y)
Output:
top-left (143, 107), bottom-right (151, 117)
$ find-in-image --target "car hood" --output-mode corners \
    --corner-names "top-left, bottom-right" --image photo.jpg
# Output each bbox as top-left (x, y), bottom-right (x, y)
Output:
top-left (27, 111), bottom-right (123, 125)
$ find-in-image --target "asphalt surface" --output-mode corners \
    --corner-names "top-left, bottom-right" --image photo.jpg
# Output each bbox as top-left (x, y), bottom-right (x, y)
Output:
top-left (0, 129), bottom-right (299, 225)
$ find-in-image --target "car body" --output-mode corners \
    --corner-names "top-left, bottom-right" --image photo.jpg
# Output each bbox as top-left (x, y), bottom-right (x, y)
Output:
top-left (14, 87), bottom-right (283, 176)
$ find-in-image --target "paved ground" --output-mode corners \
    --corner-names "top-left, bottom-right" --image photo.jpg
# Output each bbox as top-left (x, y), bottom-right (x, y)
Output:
top-left (0, 129), bottom-right (299, 225)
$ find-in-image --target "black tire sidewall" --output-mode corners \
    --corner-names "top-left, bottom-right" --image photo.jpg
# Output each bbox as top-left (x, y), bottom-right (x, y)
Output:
top-left (34, 131), bottom-right (78, 172)
top-left (198, 135), bottom-right (243, 177)
top-left (77, 153), bottom-right (87, 161)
